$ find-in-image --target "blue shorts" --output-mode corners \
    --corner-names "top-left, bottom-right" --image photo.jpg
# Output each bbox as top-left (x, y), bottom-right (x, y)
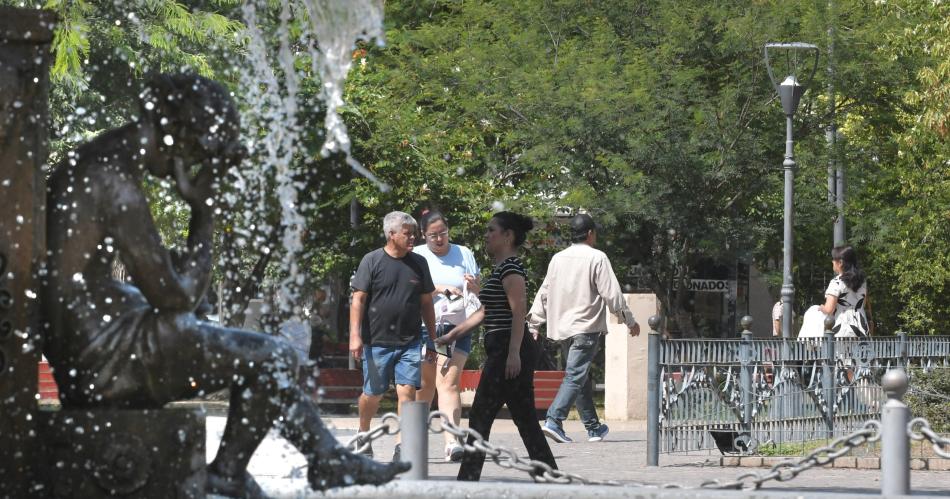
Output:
top-left (422, 323), bottom-right (472, 355)
top-left (361, 339), bottom-right (422, 396)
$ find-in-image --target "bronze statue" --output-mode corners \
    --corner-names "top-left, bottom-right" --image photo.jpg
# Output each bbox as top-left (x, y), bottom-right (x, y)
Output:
top-left (42, 73), bottom-right (408, 498)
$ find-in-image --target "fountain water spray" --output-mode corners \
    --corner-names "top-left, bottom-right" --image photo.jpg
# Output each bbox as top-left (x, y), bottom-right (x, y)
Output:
top-left (227, 0), bottom-right (387, 319)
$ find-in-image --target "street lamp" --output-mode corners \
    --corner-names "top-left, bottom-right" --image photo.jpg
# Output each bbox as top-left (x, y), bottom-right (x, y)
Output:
top-left (764, 42), bottom-right (819, 339)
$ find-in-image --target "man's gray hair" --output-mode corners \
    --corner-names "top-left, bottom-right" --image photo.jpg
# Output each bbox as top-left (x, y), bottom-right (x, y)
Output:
top-left (382, 211), bottom-right (417, 239)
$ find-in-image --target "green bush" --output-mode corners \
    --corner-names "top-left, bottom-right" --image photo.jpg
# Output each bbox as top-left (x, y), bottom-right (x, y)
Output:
top-left (906, 368), bottom-right (950, 433)
top-left (464, 329), bottom-right (485, 370)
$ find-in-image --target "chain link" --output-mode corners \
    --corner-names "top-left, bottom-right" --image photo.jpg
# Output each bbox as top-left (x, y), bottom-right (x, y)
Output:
top-left (428, 411), bottom-right (881, 490)
top-left (344, 412), bottom-right (400, 453)
top-left (908, 418), bottom-right (950, 459)
top-left (428, 411), bottom-right (683, 488)
top-left (700, 420), bottom-right (881, 490)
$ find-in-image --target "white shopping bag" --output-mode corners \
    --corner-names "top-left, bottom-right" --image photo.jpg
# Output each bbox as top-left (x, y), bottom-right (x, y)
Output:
top-left (798, 305), bottom-right (828, 339)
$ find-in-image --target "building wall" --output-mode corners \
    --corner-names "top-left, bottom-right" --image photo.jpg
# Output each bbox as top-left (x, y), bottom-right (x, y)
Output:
top-left (748, 265), bottom-right (776, 337)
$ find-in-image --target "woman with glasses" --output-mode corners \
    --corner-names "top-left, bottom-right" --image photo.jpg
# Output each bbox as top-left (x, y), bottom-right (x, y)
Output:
top-left (436, 211), bottom-right (557, 481)
top-left (413, 210), bottom-right (481, 462)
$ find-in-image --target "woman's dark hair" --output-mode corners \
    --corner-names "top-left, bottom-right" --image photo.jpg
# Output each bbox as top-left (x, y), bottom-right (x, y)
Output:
top-left (832, 245), bottom-right (866, 291)
top-left (491, 211), bottom-right (533, 247)
top-left (419, 210), bottom-right (448, 233)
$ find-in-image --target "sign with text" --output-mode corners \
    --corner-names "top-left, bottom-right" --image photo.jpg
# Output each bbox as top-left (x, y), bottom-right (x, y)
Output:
top-left (674, 279), bottom-right (735, 293)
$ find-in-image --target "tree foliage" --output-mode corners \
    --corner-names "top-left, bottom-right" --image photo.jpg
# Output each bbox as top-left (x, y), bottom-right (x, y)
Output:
top-left (846, 0), bottom-right (950, 334)
top-left (5, 0), bottom-right (947, 336)
top-left (349, 0), bottom-right (948, 336)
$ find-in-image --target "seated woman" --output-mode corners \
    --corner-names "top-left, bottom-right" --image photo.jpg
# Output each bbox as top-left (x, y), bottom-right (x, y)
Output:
top-left (798, 245), bottom-right (872, 339)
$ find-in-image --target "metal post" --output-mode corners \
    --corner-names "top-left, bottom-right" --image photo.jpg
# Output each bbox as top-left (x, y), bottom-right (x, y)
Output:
top-left (646, 315), bottom-right (662, 467)
top-left (822, 316), bottom-right (836, 437)
top-left (400, 401), bottom-right (429, 480)
top-left (739, 317), bottom-right (754, 431)
top-left (827, 0), bottom-right (846, 246)
top-left (880, 369), bottom-right (910, 496)
top-left (834, 152), bottom-right (846, 245)
top-left (781, 114), bottom-right (796, 339)
top-left (898, 331), bottom-right (908, 369)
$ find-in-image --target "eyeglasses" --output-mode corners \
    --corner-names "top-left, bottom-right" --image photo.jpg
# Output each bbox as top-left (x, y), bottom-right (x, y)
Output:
top-left (425, 230), bottom-right (449, 240)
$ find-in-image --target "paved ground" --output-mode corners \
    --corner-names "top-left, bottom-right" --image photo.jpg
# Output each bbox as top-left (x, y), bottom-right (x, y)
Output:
top-left (200, 409), bottom-right (950, 498)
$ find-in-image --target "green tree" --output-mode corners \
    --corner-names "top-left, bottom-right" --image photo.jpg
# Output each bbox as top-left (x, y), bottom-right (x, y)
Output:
top-left (357, 1), bottom-right (814, 336)
top-left (845, 0), bottom-right (950, 334)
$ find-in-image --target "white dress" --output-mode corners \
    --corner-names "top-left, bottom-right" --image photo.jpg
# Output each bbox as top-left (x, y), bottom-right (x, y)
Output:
top-left (798, 276), bottom-right (869, 339)
top-left (825, 276), bottom-right (869, 338)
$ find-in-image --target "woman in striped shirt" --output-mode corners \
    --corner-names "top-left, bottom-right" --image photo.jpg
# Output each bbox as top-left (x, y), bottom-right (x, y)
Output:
top-left (435, 211), bottom-right (557, 481)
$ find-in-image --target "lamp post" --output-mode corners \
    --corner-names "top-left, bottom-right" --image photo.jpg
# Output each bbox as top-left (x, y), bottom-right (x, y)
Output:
top-left (765, 42), bottom-right (819, 339)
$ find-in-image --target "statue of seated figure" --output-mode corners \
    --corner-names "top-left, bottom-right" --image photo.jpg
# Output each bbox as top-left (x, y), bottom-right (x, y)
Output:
top-left (42, 73), bottom-right (408, 498)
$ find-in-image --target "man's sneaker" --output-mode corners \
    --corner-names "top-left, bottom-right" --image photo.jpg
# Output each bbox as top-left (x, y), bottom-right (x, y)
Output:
top-left (541, 421), bottom-right (573, 443)
top-left (392, 443), bottom-right (402, 462)
top-left (587, 424), bottom-right (609, 442)
top-left (445, 443), bottom-right (464, 462)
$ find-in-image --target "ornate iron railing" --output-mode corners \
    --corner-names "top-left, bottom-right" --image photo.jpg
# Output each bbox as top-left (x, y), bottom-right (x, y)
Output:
top-left (655, 330), bottom-right (950, 455)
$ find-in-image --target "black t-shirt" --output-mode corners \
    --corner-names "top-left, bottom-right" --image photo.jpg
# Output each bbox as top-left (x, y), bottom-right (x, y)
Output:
top-left (352, 248), bottom-right (435, 346)
top-left (479, 256), bottom-right (526, 337)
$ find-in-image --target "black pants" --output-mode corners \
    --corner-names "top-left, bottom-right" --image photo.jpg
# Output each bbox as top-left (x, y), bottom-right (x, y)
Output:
top-left (457, 331), bottom-right (557, 481)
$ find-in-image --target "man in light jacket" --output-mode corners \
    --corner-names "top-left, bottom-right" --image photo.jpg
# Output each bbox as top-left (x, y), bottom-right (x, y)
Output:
top-left (527, 213), bottom-right (640, 443)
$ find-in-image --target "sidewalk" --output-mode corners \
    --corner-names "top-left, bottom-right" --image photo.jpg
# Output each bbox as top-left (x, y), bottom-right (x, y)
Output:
top-left (207, 415), bottom-right (950, 497)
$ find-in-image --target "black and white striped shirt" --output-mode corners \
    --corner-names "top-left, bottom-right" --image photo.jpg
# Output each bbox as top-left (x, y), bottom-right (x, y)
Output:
top-left (479, 256), bottom-right (526, 336)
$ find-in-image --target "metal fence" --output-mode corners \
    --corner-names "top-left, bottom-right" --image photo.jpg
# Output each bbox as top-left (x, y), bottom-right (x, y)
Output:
top-left (347, 367), bottom-right (948, 495)
top-left (647, 317), bottom-right (950, 456)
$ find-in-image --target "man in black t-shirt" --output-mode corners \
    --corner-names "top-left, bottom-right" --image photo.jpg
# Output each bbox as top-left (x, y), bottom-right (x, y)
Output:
top-left (349, 211), bottom-right (437, 459)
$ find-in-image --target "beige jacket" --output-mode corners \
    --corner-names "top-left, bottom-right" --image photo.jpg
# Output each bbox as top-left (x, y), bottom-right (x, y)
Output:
top-left (526, 243), bottom-right (637, 341)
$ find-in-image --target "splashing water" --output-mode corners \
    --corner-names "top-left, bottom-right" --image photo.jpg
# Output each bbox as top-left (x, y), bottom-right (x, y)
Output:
top-left (230, 0), bottom-right (387, 318)
top-left (302, 0), bottom-right (390, 192)
top-left (34, 0), bottom-right (386, 324)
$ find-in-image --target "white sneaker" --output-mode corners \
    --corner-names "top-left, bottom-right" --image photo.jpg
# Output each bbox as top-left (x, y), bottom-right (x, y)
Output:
top-left (445, 443), bottom-right (464, 462)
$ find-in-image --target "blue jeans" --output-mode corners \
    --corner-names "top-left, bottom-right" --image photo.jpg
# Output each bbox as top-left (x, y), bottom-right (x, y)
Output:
top-left (361, 339), bottom-right (422, 396)
top-left (546, 332), bottom-right (602, 431)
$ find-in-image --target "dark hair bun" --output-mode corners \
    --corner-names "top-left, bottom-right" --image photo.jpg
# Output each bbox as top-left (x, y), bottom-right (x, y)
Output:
top-left (492, 211), bottom-right (533, 246)
top-left (516, 213), bottom-right (534, 233)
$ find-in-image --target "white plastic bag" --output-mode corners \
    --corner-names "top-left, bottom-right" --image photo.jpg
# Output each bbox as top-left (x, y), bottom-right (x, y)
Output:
top-left (798, 305), bottom-right (828, 339)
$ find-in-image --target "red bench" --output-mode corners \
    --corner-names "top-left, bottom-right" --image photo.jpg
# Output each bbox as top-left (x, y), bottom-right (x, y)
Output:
top-left (460, 369), bottom-right (565, 411)
top-left (315, 368), bottom-right (364, 408)
top-left (38, 360), bottom-right (59, 402)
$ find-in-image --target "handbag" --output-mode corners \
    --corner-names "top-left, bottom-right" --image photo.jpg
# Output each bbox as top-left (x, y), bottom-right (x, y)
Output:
top-left (462, 281), bottom-right (481, 318)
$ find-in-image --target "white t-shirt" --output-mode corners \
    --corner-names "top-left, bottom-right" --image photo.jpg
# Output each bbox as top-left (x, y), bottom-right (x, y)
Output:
top-left (825, 276), bottom-right (869, 338)
top-left (413, 243), bottom-right (480, 325)
top-left (771, 302), bottom-right (782, 321)
top-left (771, 301), bottom-right (782, 335)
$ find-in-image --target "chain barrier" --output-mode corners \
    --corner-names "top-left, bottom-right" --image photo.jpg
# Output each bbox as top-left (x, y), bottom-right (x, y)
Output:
top-left (699, 420), bottom-right (881, 490)
top-left (426, 411), bottom-right (654, 487)
top-left (908, 418), bottom-right (950, 459)
top-left (343, 412), bottom-right (400, 453)
top-left (427, 411), bottom-right (881, 490)
top-left (341, 410), bottom-right (882, 490)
